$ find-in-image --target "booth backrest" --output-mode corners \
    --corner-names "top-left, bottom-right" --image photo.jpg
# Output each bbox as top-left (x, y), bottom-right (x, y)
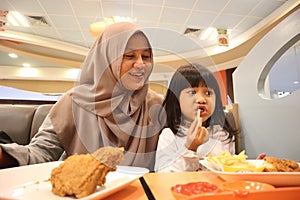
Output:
top-left (0, 103), bottom-right (240, 152)
top-left (30, 104), bottom-right (53, 140)
top-left (0, 104), bottom-right (53, 145)
top-left (225, 103), bottom-right (241, 153)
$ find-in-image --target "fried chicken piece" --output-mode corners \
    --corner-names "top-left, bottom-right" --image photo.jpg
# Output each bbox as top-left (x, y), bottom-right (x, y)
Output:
top-left (50, 146), bottom-right (123, 198)
top-left (92, 146), bottom-right (124, 168)
top-left (263, 157), bottom-right (300, 172)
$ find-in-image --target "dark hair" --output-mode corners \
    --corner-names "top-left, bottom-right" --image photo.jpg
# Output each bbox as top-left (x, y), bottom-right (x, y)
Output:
top-left (162, 63), bottom-right (237, 142)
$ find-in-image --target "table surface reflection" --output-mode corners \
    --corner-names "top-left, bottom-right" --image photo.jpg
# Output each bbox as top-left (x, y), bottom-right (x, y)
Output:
top-left (104, 171), bottom-right (224, 200)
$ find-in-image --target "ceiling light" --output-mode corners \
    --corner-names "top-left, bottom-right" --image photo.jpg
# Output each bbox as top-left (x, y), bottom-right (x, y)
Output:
top-left (90, 16), bottom-right (136, 37)
top-left (7, 14), bottom-right (18, 26)
top-left (22, 63), bottom-right (31, 67)
top-left (19, 67), bottom-right (38, 77)
top-left (199, 27), bottom-right (215, 40)
top-left (198, 27), bottom-right (230, 45)
top-left (293, 81), bottom-right (299, 84)
top-left (208, 30), bottom-right (218, 41)
top-left (8, 53), bottom-right (18, 58)
top-left (66, 68), bottom-right (81, 79)
top-left (7, 11), bottom-right (30, 27)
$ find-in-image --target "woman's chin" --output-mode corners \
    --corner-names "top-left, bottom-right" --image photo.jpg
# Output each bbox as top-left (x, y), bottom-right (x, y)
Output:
top-left (124, 82), bottom-right (145, 91)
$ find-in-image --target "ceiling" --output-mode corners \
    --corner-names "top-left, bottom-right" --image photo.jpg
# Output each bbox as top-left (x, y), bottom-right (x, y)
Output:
top-left (0, 0), bottom-right (298, 73)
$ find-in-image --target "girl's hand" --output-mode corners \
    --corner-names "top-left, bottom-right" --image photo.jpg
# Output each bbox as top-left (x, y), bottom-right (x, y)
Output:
top-left (256, 152), bottom-right (266, 160)
top-left (185, 110), bottom-right (209, 152)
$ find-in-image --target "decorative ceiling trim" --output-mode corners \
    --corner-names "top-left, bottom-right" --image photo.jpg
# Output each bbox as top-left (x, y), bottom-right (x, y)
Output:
top-left (156, 1), bottom-right (299, 69)
top-left (0, 1), bottom-right (298, 71)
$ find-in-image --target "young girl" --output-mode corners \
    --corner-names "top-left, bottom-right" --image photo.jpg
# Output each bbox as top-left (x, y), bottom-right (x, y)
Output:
top-left (155, 64), bottom-right (238, 172)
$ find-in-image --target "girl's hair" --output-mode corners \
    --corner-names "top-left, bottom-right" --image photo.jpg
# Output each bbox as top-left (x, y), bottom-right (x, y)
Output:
top-left (162, 63), bottom-right (237, 142)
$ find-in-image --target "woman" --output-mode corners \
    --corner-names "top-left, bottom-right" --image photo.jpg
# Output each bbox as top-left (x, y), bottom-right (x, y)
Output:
top-left (0, 22), bottom-right (164, 170)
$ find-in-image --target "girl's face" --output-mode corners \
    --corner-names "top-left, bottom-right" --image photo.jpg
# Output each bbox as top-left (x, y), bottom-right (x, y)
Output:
top-left (179, 84), bottom-right (216, 123)
top-left (120, 33), bottom-right (152, 90)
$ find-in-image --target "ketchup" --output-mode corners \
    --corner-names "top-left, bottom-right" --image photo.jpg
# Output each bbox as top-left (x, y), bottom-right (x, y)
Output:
top-left (171, 181), bottom-right (220, 196)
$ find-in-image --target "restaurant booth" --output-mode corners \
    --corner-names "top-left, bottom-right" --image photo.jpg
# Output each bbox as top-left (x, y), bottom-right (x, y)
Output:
top-left (0, 4), bottom-right (300, 200)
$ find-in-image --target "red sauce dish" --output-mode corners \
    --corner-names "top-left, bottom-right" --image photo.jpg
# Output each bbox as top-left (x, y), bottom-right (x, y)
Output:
top-left (171, 181), bottom-right (220, 199)
top-left (220, 180), bottom-right (275, 195)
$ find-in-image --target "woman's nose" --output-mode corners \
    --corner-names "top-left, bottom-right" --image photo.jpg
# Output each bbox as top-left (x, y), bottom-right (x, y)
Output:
top-left (134, 55), bottom-right (144, 67)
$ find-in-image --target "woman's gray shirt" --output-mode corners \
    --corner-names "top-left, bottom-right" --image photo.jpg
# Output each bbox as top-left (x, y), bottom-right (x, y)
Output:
top-left (0, 115), bottom-right (64, 166)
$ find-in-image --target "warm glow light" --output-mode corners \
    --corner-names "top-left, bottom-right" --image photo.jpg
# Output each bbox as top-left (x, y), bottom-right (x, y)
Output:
top-left (89, 21), bottom-right (112, 37)
top-left (90, 16), bottom-right (136, 37)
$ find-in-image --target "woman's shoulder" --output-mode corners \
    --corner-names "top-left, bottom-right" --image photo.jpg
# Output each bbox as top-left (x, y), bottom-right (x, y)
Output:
top-left (52, 90), bottom-right (73, 108)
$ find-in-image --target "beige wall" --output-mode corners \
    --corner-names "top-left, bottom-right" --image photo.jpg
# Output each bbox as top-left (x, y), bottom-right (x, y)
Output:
top-left (0, 79), bottom-right (168, 95)
top-left (0, 79), bottom-right (75, 93)
top-left (149, 81), bottom-right (168, 97)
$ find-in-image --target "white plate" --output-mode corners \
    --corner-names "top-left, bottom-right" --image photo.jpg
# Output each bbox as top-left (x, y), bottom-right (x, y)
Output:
top-left (0, 161), bottom-right (149, 200)
top-left (200, 159), bottom-right (300, 187)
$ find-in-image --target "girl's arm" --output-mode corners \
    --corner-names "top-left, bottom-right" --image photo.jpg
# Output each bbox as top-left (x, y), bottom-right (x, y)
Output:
top-left (155, 128), bottom-right (200, 172)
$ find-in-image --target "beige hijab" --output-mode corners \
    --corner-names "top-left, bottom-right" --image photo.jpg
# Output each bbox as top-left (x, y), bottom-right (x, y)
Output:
top-left (49, 22), bottom-right (164, 170)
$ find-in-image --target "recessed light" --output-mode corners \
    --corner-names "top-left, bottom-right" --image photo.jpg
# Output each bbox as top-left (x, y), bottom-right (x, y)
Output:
top-left (7, 11), bottom-right (30, 27)
top-left (19, 67), bottom-right (38, 77)
top-left (293, 81), bottom-right (299, 84)
top-left (199, 27), bottom-right (215, 40)
top-left (66, 68), bottom-right (81, 79)
top-left (8, 53), bottom-right (18, 58)
top-left (22, 63), bottom-right (30, 67)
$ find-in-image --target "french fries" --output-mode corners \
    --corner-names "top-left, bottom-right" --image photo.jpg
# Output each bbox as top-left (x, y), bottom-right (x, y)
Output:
top-left (197, 109), bottom-right (201, 121)
top-left (207, 151), bottom-right (248, 166)
top-left (206, 151), bottom-right (265, 172)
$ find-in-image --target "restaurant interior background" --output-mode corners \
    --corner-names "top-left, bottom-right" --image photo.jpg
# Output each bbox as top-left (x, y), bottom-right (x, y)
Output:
top-left (0, 0), bottom-right (299, 161)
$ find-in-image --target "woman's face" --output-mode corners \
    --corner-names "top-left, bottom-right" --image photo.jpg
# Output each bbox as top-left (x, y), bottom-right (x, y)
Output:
top-left (120, 33), bottom-right (152, 90)
top-left (179, 84), bottom-right (216, 123)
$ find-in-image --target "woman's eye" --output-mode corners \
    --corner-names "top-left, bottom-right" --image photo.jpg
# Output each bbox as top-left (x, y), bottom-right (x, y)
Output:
top-left (142, 54), bottom-right (151, 59)
top-left (124, 54), bottom-right (134, 58)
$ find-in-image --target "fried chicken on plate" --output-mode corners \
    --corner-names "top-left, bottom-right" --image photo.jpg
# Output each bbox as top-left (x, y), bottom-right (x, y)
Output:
top-left (50, 146), bottom-right (124, 198)
top-left (263, 157), bottom-right (300, 172)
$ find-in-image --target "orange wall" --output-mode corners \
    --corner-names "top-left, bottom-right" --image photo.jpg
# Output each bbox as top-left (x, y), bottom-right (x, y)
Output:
top-left (213, 70), bottom-right (227, 106)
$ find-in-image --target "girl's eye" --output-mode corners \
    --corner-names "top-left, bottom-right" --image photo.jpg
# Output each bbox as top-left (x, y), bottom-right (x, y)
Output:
top-left (187, 90), bottom-right (196, 95)
top-left (206, 89), bottom-right (214, 96)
